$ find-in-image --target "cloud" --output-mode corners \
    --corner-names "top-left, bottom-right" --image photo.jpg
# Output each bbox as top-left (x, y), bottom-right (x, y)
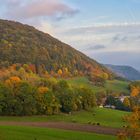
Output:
top-left (87, 45), bottom-right (106, 51)
top-left (59, 22), bottom-right (140, 46)
top-left (3, 0), bottom-right (79, 20)
top-left (112, 34), bottom-right (128, 42)
top-left (55, 22), bottom-right (140, 69)
top-left (64, 22), bottom-right (140, 34)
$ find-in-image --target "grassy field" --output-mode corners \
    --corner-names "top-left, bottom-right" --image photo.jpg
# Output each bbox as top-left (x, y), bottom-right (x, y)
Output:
top-left (0, 125), bottom-right (116, 140)
top-left (0, 108), bottom-right (129, 128)
top-left (67, 77), bottom-right (129, 94)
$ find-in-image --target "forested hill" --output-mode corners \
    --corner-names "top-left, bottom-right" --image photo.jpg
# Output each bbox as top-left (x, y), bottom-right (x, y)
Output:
top-left (105, 64), bottom-right (140, 80)
top-left (0, 19), bottom-right (112, 77)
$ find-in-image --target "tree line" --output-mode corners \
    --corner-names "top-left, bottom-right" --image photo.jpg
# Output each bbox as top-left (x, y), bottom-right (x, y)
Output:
top-left (0, 76), bottom-right (96, 116)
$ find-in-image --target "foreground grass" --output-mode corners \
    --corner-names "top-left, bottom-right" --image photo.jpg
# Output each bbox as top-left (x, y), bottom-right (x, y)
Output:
top-left (0, 125), bottom-right (116, 140)
top-left (67, 77), bottom-right (129, 94)
top-left (0, 108), bottom-right (129, 128)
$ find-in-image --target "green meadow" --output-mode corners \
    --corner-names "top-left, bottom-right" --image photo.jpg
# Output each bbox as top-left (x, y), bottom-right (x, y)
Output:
top-left (0, 125), bottom-right (116, 140)
top-left (0, 108), bottom-right (129, 128)
top-left (67, 77), bottom-right (129, 94)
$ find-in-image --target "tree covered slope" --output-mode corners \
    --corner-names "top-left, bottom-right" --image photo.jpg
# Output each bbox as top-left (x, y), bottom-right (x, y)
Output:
top-left (105, 64), bottom-right (140, 80)
top-left (0, 19), bottom-right (112, 77)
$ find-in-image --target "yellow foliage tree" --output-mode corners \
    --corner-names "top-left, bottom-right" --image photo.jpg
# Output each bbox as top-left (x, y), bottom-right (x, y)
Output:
top-left (64, 68), bottom-right (68, 73)
top-left (123, 97), bottom-right (131, 108)
top-left (5, 76), bottom-right (21, 95)
top-left (57, 69), bottom-right (62, 76)
top-left (38, 87), bottom-right (49, 94)
top-left (131, 87), bottom-right (140, 97)
top-left (102, 73), bottom-right (109, 80)
top-left (118, 106), bottom-right (140, 140)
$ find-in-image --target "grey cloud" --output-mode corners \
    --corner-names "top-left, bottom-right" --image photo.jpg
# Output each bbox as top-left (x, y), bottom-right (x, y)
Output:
top-left (112, 34), bottom-right (128, 42)
top-left (87, 45), bottom-right (106, 50)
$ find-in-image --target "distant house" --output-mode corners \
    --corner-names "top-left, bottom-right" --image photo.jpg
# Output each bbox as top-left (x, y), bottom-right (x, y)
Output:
top-left (115, 96), bottom-right (130, 102)
top-left (104, 105), bottom-right (116, 109)
top-left (99, 105), bottom-right (103, 108)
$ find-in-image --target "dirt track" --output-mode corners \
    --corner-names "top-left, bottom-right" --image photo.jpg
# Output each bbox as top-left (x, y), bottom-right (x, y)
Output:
top-left (0, 121), bottom-right (122, 135)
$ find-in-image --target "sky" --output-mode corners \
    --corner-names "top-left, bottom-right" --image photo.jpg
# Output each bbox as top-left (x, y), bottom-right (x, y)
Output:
top-left (0, 0), bottom-right (140, 70)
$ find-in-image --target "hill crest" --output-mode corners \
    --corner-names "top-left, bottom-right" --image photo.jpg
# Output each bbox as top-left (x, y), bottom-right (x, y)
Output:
top-left (105, 64), bottom-right (140, 80)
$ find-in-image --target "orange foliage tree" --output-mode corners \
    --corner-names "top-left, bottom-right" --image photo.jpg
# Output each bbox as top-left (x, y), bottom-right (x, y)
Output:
top-left (57, 69), bottom-right (63, 77)
top-left (118, 106), bottom-right (140, 140)
top-left (5, 76), bottom-right (21, 95)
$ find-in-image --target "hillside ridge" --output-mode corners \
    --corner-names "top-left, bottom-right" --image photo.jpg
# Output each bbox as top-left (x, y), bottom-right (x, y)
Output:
top-left (105, 64), bottom-right (140, 80)
top-left (0, 19), bottom-right (112, 78)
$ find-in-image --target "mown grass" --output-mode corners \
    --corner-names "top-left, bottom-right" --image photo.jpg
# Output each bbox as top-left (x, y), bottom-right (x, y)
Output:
top-left (0, 125), bottom-right (116, 140)
top-left (0, 108), bottom-right (129, 128)
top-left (67, 77), bottom-right (129, 94)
